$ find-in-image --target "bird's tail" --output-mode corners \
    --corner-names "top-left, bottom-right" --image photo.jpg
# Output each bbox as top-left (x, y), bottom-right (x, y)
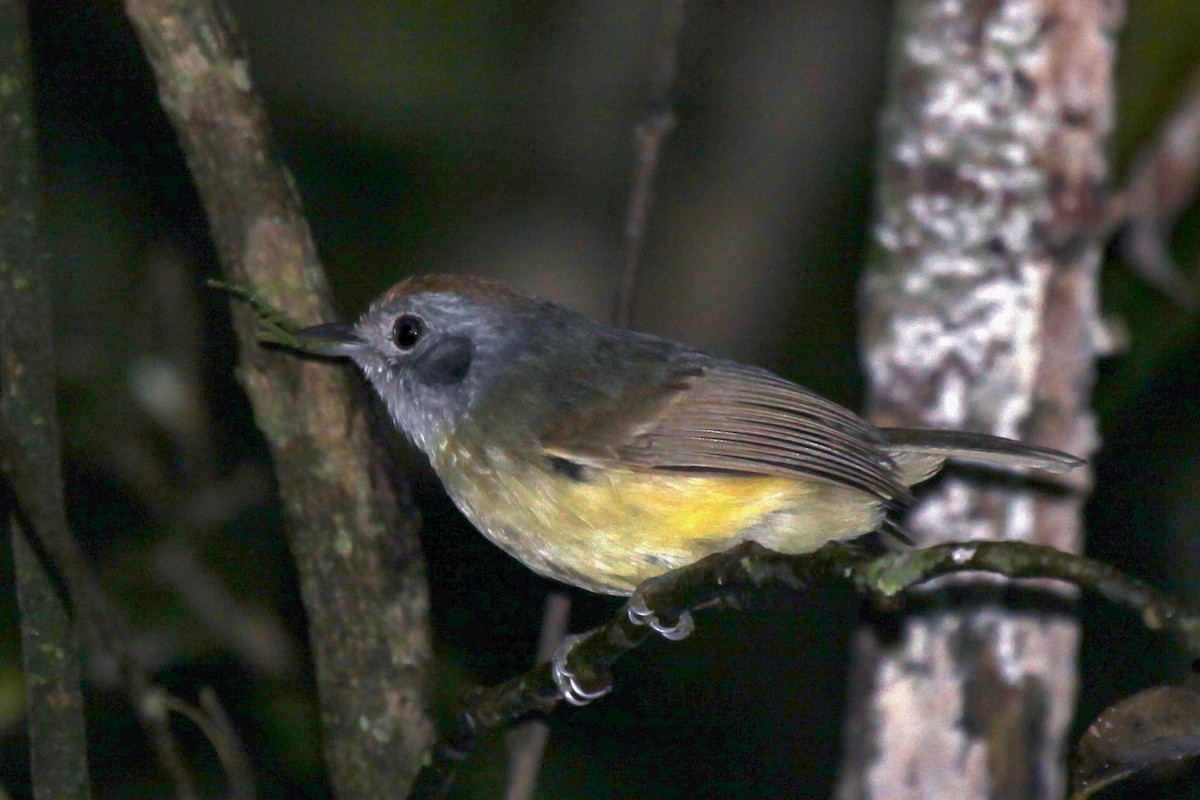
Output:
top-left (879, 427), bottom-right (1084, 487)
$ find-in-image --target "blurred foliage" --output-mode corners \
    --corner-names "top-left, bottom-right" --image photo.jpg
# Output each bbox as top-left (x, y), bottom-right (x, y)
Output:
top-left (0, 0), bottom-right (1199, 798)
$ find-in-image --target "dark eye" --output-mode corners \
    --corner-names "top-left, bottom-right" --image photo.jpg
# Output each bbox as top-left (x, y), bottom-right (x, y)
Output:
top-left (392, 314), bottom-right (424, 351)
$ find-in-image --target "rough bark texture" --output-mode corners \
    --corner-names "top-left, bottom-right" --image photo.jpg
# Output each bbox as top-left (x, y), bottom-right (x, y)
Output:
top-left (11, 534), bottom-right (91, 800)
top-left (123, 1), bottom-right (435, 796)
top-left (839, 2), bottom-right (1120, 799)
top-left (0, 1), bottom-right (91, 797)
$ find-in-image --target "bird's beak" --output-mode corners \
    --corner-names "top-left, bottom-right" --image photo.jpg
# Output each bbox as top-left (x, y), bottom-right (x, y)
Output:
top-left (294, 322), bottom-right (366, 358)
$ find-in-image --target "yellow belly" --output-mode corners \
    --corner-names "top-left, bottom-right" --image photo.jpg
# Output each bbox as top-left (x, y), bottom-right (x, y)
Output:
top-left (430, 435), bottom-right (886, 595)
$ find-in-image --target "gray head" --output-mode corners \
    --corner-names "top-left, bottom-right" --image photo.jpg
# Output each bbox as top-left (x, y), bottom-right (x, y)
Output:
top-left (296, 275), bottom-right (559, 454)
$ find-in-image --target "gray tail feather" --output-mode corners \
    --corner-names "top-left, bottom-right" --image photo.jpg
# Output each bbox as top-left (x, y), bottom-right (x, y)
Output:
top-left (880, 427), bottom-right (1083, 483)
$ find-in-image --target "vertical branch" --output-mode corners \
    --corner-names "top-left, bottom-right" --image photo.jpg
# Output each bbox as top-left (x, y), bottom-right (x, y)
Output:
top-left (123, 0), bottom-right (435, 796)
top-left (841, 2), bottom-right (1119, 799)
top-left (0, 1), bottom-right (91, 798)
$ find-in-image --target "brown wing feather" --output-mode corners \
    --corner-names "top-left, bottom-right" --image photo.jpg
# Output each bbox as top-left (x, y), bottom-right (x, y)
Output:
top-left (540, 361), bottom-right (912, 504)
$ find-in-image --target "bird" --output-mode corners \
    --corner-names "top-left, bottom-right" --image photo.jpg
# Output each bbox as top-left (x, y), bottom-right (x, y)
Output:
top-left (295, 274), bottom-right (1082, 601)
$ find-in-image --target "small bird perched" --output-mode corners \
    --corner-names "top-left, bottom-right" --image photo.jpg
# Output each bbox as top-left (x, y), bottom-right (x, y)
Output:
top-left (296, 274), bottom-right (1082, 600)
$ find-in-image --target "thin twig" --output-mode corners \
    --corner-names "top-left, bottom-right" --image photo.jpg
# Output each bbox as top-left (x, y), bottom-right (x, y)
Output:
top-left (197, 688), bottom-right (256, 800)
top-left (154, 688), bottom-right (256, 800)
top-left (503, 592), bottom-right (571, 800)
top-left (154, 540), bottom-right (298, 678)
top-left (854, 541), bottom-right (1200, 650)
top-left (613, 0), bottom-right (688, 328)
top-left (1119, 63), bottom-right (1200, 307)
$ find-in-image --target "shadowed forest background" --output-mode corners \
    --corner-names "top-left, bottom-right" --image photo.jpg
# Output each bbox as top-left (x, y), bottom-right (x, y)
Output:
top-left (4, 1), bottom-right (1200, 797)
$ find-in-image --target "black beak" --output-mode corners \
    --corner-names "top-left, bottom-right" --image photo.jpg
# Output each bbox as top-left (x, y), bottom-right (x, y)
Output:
top-left (294, 322), bottom-right (366, 358)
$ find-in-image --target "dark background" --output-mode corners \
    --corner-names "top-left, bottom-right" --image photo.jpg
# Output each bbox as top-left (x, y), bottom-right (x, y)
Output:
top-left (3, 1), bottom-right (1200, 797)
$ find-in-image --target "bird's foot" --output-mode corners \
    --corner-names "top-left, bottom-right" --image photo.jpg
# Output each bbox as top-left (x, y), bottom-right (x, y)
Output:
top-left (551, 633), bottom-right (612, 707)
top-left (626, 592), bottom-right (695, 641)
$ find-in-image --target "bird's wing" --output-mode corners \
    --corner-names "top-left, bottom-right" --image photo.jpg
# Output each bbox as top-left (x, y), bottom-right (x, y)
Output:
top-left (539, 361), bottom-right (911, 503)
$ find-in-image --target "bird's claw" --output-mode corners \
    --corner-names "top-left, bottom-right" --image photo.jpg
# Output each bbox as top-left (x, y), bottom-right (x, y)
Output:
top-left (626, 593), bottom-right (695, 641)
top-left (551, 634), bottom-right (612, 707)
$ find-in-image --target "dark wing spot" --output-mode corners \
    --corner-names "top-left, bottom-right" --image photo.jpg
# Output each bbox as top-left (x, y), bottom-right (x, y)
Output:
top-left (545, 455), bottom-right (588, 482)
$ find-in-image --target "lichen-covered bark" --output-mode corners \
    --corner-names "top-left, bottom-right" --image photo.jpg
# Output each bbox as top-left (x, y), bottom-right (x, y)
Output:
top-left (123, 1), bottom-right (434, 796)
top-left (840, 2), bottom-right (1120, 798)
top-left (0, 1), bottom-right (91, 797)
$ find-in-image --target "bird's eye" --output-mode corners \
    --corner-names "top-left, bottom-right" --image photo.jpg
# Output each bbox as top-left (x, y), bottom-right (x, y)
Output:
top-left (392, 314), bottom-right (424, 351)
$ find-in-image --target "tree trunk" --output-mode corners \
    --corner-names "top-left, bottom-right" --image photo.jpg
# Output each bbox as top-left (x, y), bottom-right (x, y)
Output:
top-left (839, 2), bottom-right (1120, 798)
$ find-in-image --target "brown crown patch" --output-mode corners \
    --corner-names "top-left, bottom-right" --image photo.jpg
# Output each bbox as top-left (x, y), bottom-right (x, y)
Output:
top-left (380, 274), bottom-right (529, 307)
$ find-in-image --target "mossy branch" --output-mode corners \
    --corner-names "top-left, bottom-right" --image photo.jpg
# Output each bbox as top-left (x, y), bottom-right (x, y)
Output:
top-left (408, 539), bottom-right (1200, 799)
